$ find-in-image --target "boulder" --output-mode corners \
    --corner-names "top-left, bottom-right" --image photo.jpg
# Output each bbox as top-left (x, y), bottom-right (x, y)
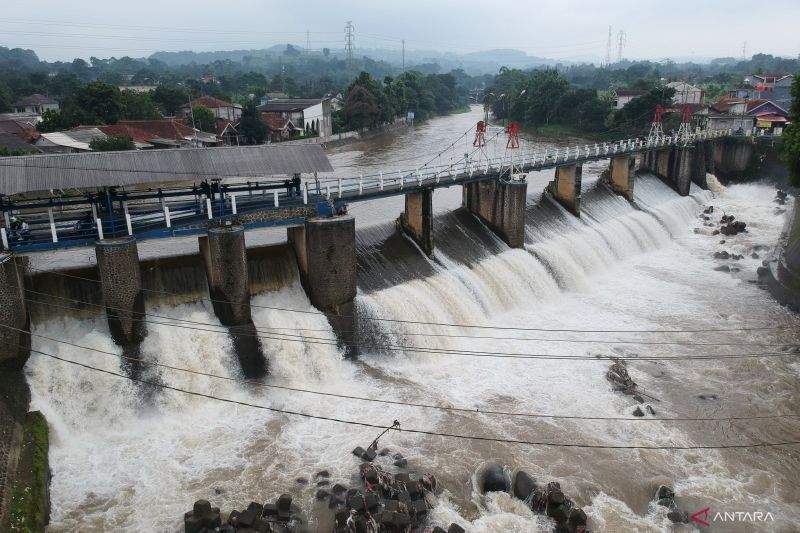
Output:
top-left (668, 510), bottom-right (689, 523)
top-left (476, 461), bottom-right (509, 493)
top-left (656, 485), bottom-right (674, 506)
top-left (447, 524), bottom-right (466, 533)
top-left (184, 499), bottom-right (221, 533)
top-left (513, 471), bottom-right (538, 500)
top-left (394, 458), bottom-right (408, 468)
top-left (713, 251), bottom-right (730, 259)
top-left (315, 469), bottom-right (330, 479)
top-left (633, 407), bottom-right (644, 417)
top-left (316, 489), bottom-right (330, 500)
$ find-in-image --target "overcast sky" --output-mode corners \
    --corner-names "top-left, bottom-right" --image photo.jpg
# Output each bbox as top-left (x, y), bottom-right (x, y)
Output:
top-left (3, 0), bottom-right (799, 63)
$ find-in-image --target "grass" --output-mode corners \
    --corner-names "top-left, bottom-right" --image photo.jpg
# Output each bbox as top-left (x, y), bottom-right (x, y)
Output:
top-left (8, 412), bottom-right (49, 533)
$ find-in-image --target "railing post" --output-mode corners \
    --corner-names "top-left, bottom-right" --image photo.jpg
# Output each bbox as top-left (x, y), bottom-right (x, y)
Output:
top-left (274, 190), bottom-right (279, 207)
top-left (163, 205), bottom-right (171, 228)
top-left (96, 218), bottom-right (104, 240)
top-left (206, 198), bottom-right (213, 219)
top-left (0, 228), bottom-right (8, 250)
top-left (379, 171), bottom-right (384, 190)
top-left (326, 185), bottom-right (331, 199)
top-left (231, 194), bottom-right (238, 214)
top-left (303, 183), bottom-right (308, 205)
top-left (48, 207), bottom-right (57, 243)
top-left (398, 170), bottom-right (404, 190)
top-left (338, 178), bottom-right (342, 198)
top-left (125, 214), bottom-right (133, 236)
top-left (359, 174), bottom-right (363, 195)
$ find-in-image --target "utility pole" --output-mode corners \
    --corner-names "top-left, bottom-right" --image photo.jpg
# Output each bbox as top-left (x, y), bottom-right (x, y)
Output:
top-left (605, 25), bottom-right (613, 66)
top-left (616, 30), bottom-right (626, 63)
top-left (402, 39), bottom-right (405, 71)
top-left (344, 21), bottom-right (355, 61)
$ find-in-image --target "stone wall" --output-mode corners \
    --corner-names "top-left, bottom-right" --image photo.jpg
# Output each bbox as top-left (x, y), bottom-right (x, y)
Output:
top-left (761, 202), bottom-right (800, 309)
top-left (0, 254), bottom-right (30, 369)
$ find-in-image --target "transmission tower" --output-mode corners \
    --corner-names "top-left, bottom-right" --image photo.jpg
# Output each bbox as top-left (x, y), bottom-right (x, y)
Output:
top-left (648, 105), bottom-right (665, 144)
top-left (616, 30), bottom-right (626, 63)
top-left (605, 26), bottom-right (613, 66)
top-left (344, 21), bottom-right (355, 61)
top-left (741, 41), bottom-right (748, 61)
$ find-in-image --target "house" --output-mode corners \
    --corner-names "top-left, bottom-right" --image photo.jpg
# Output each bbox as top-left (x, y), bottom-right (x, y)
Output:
top-left (727, 74), bottom-right (794, 111)
top-left (216, 119), bottom-right (242, 146)
top-left (749, 73), bottom-right (793, 111)
top-left (35, 128), bottom-right (107, 153)
top-left (0, 133), bottom-right (41, 154)
top-left (705, 97), bottom-right (789, 134)
top-left (11, 94), bottom-right (59, 114)
top-left (0, 119), bottom-right (39, 142)
top-left (613, 90), bottom-right (647, 109)
top-left (256, 98), bottom-right (333, 137)
top-left (182, 97), bottom-right (242, 122)
top-left (73, 119), bottom-right (220, 148)
top-left (261, 112), bottom-right (300, 142)
top-left (667, 81), bottom-right (703, 105)
top-left (116, 119), bottom-right (220, 147)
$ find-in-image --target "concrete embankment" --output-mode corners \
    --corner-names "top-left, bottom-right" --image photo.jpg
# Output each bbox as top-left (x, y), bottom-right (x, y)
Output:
top-left (760, 199), bottom-right (800, 309)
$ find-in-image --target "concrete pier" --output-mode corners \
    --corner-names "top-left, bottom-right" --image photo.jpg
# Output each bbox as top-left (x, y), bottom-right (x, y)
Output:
top-left (548, 164), bottom-right (582, 216)
top-left (691, 141), bottom-right (709, 189)
top-left (0, 254), bottom-right (30, 369)
top-left (609, 155), bottom-right (635, 201)
top-left (400, 188), bottom-right (434, 256)
top-left (95, 237), bottom-right (146, 346)
top-left (670, 146), bottom-right (694, 196)
top-left (289, 216), bottom-right (357, 353)
top-left (464, 178), bottom-right (528, 248)
top-left (199, 224), bottom-right (251, 326)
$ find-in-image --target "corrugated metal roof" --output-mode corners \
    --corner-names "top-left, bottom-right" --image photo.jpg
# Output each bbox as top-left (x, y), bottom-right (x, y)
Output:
top-left (0, 143), bottom-right (333, 195)
top-left (37, 129), bottom-right (107, 151)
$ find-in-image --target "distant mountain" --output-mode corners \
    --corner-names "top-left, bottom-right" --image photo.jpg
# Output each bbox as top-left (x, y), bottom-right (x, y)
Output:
top-left (148, 45), bottom-right (562, 75)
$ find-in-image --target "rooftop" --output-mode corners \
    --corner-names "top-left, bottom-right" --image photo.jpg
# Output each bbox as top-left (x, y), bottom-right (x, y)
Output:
top-left (0, 143), bottom-right (334, 195)
top-left (184, 96), bottom-right (240, 109)
top-left (257, 99), bottom-right (324, 112)
top-left (12, 94), bottom-right (58, 107)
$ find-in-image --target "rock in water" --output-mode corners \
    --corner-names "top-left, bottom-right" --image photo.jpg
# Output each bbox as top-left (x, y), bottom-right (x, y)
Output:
top-left (476, 461), bottom-right (509, 493)
top-left (513, 471), bottom-right (537, 500)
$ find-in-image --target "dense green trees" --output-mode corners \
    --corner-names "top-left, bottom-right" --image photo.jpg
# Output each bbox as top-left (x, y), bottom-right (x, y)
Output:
top-left (120, 90), bottom-right (162, 120)
top-left (189, 105), bottom-right (216, 133)
top-left (238, 101), bottom-right (268, 144)
top-left (781, 76), bottom-right (800, 186)
top-left (337, 71), bottom-right (468, 131)
top-left (151, 84), bottom-right (189, 115)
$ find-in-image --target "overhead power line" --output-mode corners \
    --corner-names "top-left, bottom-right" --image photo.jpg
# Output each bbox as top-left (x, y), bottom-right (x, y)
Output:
top-left (12, 330), bottom-right (799, 423)
top-left (20, 295), bottom-right (800, 363)
top-left (27, 346), bottom-right (800, 451)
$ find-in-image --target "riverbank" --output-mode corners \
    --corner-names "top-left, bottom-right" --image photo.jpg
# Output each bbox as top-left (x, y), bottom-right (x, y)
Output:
top-left (760, 196), bottom-right (800, 309)
top-left (0, 368), bottom-right (49, 532)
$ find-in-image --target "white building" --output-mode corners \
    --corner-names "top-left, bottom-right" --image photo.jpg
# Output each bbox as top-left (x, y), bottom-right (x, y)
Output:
top-left (256, 98), bottom-right (333, 138)
top-left (667, 82), bottom-right (704, 105)
top-left (12, 94), bottom-right (59, 114)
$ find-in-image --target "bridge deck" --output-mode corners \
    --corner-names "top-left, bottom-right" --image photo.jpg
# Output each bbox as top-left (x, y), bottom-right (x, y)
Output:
top-left (1, 130), bottom-right (731, 253)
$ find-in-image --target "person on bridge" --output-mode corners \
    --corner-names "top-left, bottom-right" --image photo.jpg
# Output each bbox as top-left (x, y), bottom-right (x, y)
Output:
top-left (284, 178), bottom-right (293, 197)
top-left (75, 211), bottom-right (94, 235)
top-left (292, 174), bottom-right (301, 196)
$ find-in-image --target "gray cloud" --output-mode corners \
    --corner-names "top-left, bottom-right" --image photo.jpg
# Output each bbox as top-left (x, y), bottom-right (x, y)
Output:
top-left (2, 0), bottom-right (798, 62)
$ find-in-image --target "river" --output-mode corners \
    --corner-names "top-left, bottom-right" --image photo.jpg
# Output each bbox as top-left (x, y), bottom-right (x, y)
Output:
top-left (24, 106), bottom-right (800, 532)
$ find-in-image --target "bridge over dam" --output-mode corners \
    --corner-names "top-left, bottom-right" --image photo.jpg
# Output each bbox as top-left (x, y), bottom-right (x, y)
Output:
top-left (0, 127), bottom-right (752, 374)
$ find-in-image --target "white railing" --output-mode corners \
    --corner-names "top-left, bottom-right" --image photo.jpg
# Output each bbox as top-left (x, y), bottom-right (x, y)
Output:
top-left (312, 131), bottom-right (732, 200)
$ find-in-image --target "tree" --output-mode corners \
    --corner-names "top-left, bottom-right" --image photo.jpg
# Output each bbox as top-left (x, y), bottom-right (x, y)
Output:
top-left (89, 135), bottom-right (136, 151)
top-left (782, 76), bottom-right (800, 186)
top-left (120, 90), bottom-right (162, 120)
top-left (238, 101), bottom-right (268, 144)
top-left (189, 104), bottom-right (216, 133)
top-left (72, 80), bottom-right (123, 124)
top-left (152, 84), bottom-right (190, 115)
top-left (37, 109), bottom-right (78, 132)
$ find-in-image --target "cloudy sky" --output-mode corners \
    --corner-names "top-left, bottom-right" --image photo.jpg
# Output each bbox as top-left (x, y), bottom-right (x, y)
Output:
top-left (3, 0), bottom-right (798, 62)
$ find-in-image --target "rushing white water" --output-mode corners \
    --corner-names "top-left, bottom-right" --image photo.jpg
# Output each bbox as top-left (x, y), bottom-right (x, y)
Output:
top-left (24, 124), bottom-right (800, 532)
